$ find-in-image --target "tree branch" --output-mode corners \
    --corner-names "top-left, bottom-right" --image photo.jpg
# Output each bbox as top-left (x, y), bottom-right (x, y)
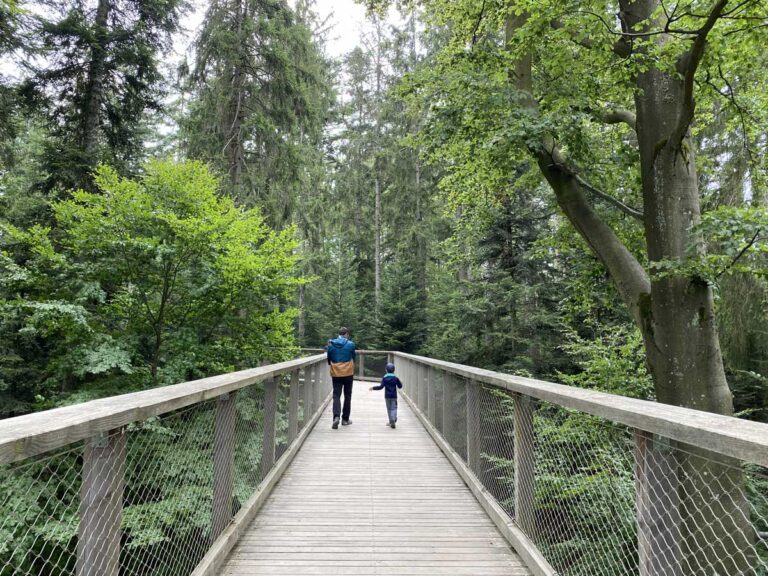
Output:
top-left (573, 174), bottom-right (644, 220)
top-left (716, 230), bottom-right (762, 279)
top-left (670, 0), bottom-right (730, 148)
top-left (506, 12), bottom-right (650, 322)
top-left (549, 17), bottom-right (631, 57)
top-left (594, 108), bottom-right (637, 131)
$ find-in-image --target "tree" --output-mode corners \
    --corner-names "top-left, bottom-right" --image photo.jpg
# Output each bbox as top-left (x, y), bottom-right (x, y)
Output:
top-left (23, 0), bottom-right (183, 193)
top-left (184, 0), bottom-right (332, 226)
top-left (0, 159), bottom-right (303, 412)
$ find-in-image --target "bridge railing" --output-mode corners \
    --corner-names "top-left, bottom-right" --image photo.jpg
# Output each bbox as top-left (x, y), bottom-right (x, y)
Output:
top-left (395, 352), bottom-right (768, 576)
top-left (0, 354), bottom-right (331, 576)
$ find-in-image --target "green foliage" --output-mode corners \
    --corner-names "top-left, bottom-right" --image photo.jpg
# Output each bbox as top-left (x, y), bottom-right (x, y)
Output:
top-left (0, 159), bottom-right (303, 411)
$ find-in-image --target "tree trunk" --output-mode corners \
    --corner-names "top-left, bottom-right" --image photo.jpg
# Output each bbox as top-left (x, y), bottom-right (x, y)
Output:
top-left (374, 173), bottom-right (381, 319)
top-left (80, 0), bottom-right (110, 190)
top-left (619, 2), bottom-right (754, 573)
top-left (225, 0), bottom-right (246, 200)
top-left (505, 3), bottom-right (755, 572)
top-left (373, 18), bottom-right (384, 319)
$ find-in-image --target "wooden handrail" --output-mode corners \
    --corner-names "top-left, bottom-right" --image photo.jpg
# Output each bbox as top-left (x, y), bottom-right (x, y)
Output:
top-left (393, 351), bottom-right (768, 468)
top-left (7, 348), bottom-right (766, 468)
top-left (0, 354), bottom-right (326, 465)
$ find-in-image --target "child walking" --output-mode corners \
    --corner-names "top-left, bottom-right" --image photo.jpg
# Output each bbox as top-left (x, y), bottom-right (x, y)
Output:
top-left (369, 362), bottom-right (403, 428)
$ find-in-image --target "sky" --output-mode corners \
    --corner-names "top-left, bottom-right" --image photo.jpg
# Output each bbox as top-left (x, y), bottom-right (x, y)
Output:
top-left (180, 0), bottom-right (376, 60)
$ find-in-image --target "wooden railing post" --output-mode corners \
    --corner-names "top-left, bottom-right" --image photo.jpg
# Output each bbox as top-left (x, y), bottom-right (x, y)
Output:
top-left (260, 378), bottom-right (277, 478)
top-left (513, 393), bottom-right (535, 537)
top-left (302, 367), bottom-right (313, 423)
top-left (77, 429), bottom-right (126, 576)
top-left (427, 366), bottom-right (436, 425)
top-left (288, 370), bottom-right (299, 443)
top-left (212, 392), bottom-right (236, 540)
top-left (419, 364), bottom-right (428, 410)
top-left (635, 430), bottom-right (680, 576)
top-left (358, 353), bottom-right (365, 379)
top-left (442, 371), bottom-right (452, 437)
top-left (466, 380), bottom-right (480, 473)
top-left (312, 364), bottom-right (321, 412)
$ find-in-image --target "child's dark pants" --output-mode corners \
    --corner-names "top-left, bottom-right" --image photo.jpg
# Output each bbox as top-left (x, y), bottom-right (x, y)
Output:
top-left (385, 397), bottom-right (398, 423)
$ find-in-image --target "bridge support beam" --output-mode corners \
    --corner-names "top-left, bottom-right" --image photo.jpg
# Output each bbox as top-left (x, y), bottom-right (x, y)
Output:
top-left (77, 428), bottom-right (126, 576)
top-left (212, 392), bottom-right (236, 540)
top-left (513, 393), bottom-right (535, 538)
top-left (260, 378), bottom-right (277, 478)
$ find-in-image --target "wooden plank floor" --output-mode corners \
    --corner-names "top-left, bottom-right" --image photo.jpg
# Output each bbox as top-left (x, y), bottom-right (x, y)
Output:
top-left (219, 382), bottom-right (532, 576)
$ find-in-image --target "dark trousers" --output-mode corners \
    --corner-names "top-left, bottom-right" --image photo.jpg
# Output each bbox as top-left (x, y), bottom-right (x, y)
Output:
top-left (332, 376), bottom-right (353, 421)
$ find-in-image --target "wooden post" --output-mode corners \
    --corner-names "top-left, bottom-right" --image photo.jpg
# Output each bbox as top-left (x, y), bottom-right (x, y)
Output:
top-left (442, 371), bottom-right (452, 437)
top-left (288, 370), bottom-right (299, 444)
top-left (358, 353), bottom-right (365, 379)
top-left (77, 429), bottom-right (126, 576)
top-left (466, 380), bottom-right (480, 473)
top-left (312, 365), bottom-right (321, 412)
top-left (212, 393), bottom-right (236, 540)
top-left (427, 366), bottom-right (436, 425)
top-left (513, 393), bottom-right (535, 537)
top-left (302, 367), bottom-right (313, 424)
top-left (260, 378), bottom-right (277, 478)
top-left (419, 364), bottom-right (427, 410)
top-left (635, 430), bottom-right (680, 576)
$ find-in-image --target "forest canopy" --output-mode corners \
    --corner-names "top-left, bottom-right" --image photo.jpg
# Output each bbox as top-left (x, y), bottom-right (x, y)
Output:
top-left (0, 0), bottom-right (766, 423)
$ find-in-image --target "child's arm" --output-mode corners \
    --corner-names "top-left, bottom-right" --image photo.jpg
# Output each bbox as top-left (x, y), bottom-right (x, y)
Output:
top-left (369, 380), bottom-right (385, 391)
top-left (397, 377), bottom-right (403, 389)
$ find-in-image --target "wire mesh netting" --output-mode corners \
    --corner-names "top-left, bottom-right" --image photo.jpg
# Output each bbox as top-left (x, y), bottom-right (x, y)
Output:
top-left (360, 352), bottom-right (389, 379)
top-left (401, 357), bottom-right (768, 576)
top-left (0, 362), bottom-right (329, 576)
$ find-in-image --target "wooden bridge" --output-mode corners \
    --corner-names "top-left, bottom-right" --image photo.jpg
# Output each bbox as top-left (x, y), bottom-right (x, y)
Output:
top-left (1, 351), bottom-right (768, 576)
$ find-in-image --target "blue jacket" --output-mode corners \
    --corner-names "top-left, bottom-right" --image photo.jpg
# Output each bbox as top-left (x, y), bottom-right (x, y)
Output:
top-left (326, 337), bottom-right (356, 364)
top-left (372, 373), bottom-right (403, 398)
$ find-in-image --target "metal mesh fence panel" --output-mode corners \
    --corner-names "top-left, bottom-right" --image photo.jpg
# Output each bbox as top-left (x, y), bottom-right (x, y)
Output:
top-left (1, 361), bottom-right (327, 576)
top-left (406, 359), bottom-right (768, 576)
top-left (361, 352), bottom-right (388, 379)
top-left (121, 401), bottom-right (217, 576)
top-left (0, 442), bottom-right (82, 576)
top-left (529, 403), bottom-right (637, 575)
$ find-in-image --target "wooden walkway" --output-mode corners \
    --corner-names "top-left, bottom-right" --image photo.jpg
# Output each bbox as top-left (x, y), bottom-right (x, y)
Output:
top-left (218, 382), bottom-right (531, 575)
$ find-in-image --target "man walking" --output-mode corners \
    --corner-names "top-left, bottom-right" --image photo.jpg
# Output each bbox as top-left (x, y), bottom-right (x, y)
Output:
top-left (326, 327), bottom-right (356, 429)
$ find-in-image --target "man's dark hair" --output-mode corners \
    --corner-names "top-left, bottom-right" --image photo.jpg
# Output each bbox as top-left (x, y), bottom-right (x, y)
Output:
top-left (338, 327), bottom-right (349, 336)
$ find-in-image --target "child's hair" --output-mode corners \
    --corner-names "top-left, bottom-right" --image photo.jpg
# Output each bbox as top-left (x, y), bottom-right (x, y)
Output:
top-left (385, 362), bottom-right (395, 373)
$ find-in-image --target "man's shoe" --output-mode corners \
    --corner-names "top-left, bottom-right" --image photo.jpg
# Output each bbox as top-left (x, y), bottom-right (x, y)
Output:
top-left (390, 422), bottom-right (396, 429)
top-left (341, 419), bottom-right (351, 426)
top-left (332, 417), bottom-right (340, 429)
